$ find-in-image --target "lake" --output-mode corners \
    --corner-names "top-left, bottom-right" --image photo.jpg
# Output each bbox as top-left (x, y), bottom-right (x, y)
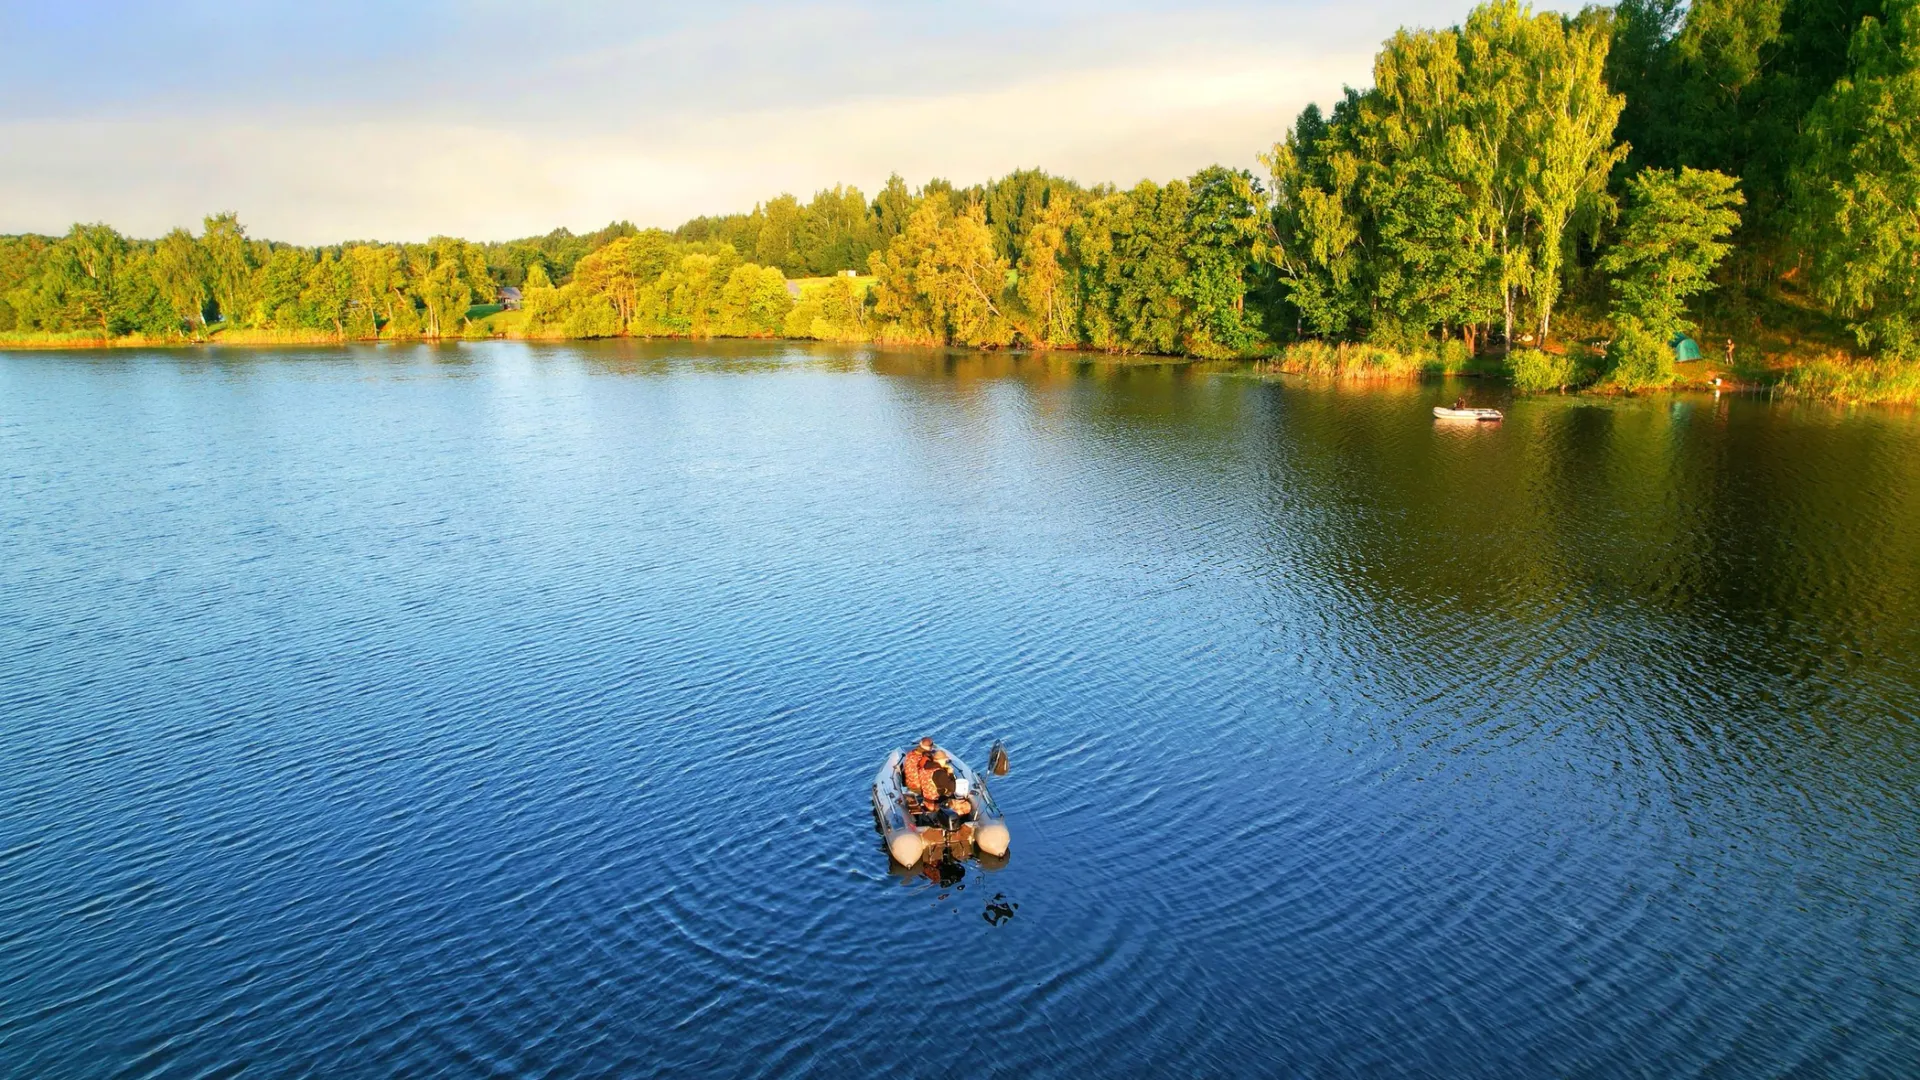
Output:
top-left (3, 341), bottom-right (1916, 1077)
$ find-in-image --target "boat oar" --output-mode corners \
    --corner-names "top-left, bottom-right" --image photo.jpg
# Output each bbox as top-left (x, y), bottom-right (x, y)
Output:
top-left (988, 739), bottom-right (1009, 776)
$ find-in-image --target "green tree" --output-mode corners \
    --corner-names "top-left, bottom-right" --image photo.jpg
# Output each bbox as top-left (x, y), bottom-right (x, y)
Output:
top-left (717, 264), bottom-right (794, 336)
top-left (794, 185), bottom-right (877, 274)
top-left (868, 194), bottom-right (1012, 347)
top-left (343, 244), bottom-right (408, 336)
top-left (1610, 0), bottom-right (1887, 242)
top-left (42, 224), bottom-right (131, 334)
top-left (1069, 181), bottom-right (1193, 354)
top-left (1449, 1), bottom-right (1624, 345)
top-left (520, 269), bottom-right (568, 332)
top-left (662, 251), bottom-right (736, 336)
top-left (102, 247), bottom-right (176, 336)
top-left (1791, 0), bottom-right (1920, 357)
top-left (785, 276), bottom-right (869, 341)
top-left (153, 227), bottom-right (209, 333)
top-left (201, 212), bottom-right (256, 326)
top-left (1264, 98), bottom-right (1370, 339)
top-left (302, 250), bottom-right (355, 337)
top-left (1179, 165), bottom-right (1268, 356)
top-left (1607, 0), bottom-right (1686, 174)
top-left (1122, 181), bottom-right (1194, 354)
top-left (676, 211), bottom-right (762, 257)
top-left (1371, 160), bottom-right (1491, 347)
top-left (1601, 167), bottom-right (1744, 343)
top-left (872, 174), bottom-right (916, 242)
top-left (754, 194), bottom-right (802, 274)
top-left (1673, 0), bottom-right (1787, 167)
top-left (569, 236), bottom-right (646, 329)
top-left (1515, 4), bottom-right (1627, 343)
top-left (981, 169), bottom-right (1082, 264)
top-left (258, 247), bottom-right (312, 327)
top-left (1360, 21), bottom-right (1502, 348)
top-left (1265, 2), bottom-right (1624, 349)
top-left (410, 237), bottom-right (490, 337)
top-left (0, 235), bottom-right (53, 332)
top-left (562, 292), bottom-right (621, 338)
top-left (1013, 197), bottom-right (1081, 347)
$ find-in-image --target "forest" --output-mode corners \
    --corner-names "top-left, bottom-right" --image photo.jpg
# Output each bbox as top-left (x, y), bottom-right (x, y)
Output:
top-left (3, 0), bottom-right (1916, 399)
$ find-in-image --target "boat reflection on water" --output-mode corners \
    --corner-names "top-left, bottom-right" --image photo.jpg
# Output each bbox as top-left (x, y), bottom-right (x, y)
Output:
top-left (913, 851), bottom-right (968, 889)
top-left (884, 843), bottom-right (1016, 923)
top-left (885, 843), bottom-right (1009, 879)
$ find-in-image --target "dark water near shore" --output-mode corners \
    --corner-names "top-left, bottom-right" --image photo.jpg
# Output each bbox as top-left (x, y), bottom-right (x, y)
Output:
top-left (3, 341), bottom-right (1918, 1078)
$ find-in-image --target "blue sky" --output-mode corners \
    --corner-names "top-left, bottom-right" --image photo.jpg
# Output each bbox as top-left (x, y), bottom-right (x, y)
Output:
top-left (0, 1), bottom-right (1480, 243)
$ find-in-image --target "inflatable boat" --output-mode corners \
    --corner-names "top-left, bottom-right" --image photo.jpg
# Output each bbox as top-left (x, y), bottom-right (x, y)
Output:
top-left (872, 748), bottom-right (1010, 867)
top-left (1433, 406), bottom-right (1504, 422)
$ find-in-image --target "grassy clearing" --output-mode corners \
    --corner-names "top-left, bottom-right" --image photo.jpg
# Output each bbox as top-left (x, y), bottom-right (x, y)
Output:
top-left (787, 274), bottom-right (876, 297)
top-left (472, 309), bottom-right (528, 337)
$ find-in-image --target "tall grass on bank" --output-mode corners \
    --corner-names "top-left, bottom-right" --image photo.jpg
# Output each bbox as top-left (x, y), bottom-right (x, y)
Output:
top-left (211, 328), bottom-right (363, 345)
top-left (1262, 340), bottom-right (1472, 379)
top-left (0, 327), bottom-right (384, 348)
top-left (0, 324), bottom-right (535, 349)
top-left (0, 329), bottom-right (139, 348)
top-left (1778, 356), bottom-right (1920, 405)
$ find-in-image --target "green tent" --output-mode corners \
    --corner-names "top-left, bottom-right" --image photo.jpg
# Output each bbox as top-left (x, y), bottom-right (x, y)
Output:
top-left (1671, 333), bottom-right (1702, 362)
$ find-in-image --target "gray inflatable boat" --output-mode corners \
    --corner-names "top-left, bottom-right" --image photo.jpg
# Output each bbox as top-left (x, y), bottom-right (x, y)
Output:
top-left (872, 748), bottom-right (1010, 867)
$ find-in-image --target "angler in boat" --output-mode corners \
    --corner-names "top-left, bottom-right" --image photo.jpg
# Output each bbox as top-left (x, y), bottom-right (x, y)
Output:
top-left (903, 736), bottom-right (937, 799)
top-left (873, 738), bottom-right (1010, 867)
top-left (1433, 395), bottom-right (1504, 422)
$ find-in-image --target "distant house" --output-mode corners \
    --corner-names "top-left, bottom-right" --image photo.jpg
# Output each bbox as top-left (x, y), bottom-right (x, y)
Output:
top-left (498, 286), bottom-right (523, 311)
top-left (785, 281), bottom-right (802, 298)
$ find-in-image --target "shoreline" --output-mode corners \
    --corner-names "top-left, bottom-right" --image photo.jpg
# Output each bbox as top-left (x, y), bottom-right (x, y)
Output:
top-left (2, 330), bottom-right (1908, 408)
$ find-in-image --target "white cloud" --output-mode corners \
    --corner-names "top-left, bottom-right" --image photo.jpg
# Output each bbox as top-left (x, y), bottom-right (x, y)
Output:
top-left (0, 46), bottom-right (1365, 243)
top-left (0, 2), bottom-right (1487, 242)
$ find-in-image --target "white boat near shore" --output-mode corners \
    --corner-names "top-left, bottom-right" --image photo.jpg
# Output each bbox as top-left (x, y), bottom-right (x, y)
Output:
top-left (1433, 406), bottom-right (1504, 422)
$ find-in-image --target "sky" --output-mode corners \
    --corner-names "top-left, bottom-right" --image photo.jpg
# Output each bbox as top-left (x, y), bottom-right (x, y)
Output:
top-left (0, 1), bottom-right (1481, 244)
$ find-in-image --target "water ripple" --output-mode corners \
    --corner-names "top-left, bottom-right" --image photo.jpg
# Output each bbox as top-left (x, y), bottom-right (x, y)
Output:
top-left (1, 343), bottom-right (1917, 1078)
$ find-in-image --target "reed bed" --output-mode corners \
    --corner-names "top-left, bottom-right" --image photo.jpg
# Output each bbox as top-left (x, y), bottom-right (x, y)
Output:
top-left (1776, 356), bottom-right (1920, 406)
top-left (1262, 340), bottom-right (1473, 380)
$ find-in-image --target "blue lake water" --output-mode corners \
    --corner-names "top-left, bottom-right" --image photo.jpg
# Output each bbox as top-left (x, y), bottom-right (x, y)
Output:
top-left (2, 341), bottom-right (1917, 1077)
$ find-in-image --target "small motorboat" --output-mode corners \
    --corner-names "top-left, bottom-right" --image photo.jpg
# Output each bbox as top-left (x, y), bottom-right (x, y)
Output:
top-left (872, 747), bottom-right (1010, 867)
top-left (1433, 405), bottom-right (1503, 422)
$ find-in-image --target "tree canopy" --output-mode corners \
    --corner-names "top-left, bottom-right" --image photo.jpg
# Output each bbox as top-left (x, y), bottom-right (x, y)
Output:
top-left (1791, 0), bottom-right (1920, 358)
top-left (2, 0), bottom-right (1911, 370)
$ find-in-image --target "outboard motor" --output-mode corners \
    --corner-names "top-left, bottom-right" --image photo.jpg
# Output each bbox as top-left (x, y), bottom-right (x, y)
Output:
top-left (988, 739), bottom-right (1010, 776)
